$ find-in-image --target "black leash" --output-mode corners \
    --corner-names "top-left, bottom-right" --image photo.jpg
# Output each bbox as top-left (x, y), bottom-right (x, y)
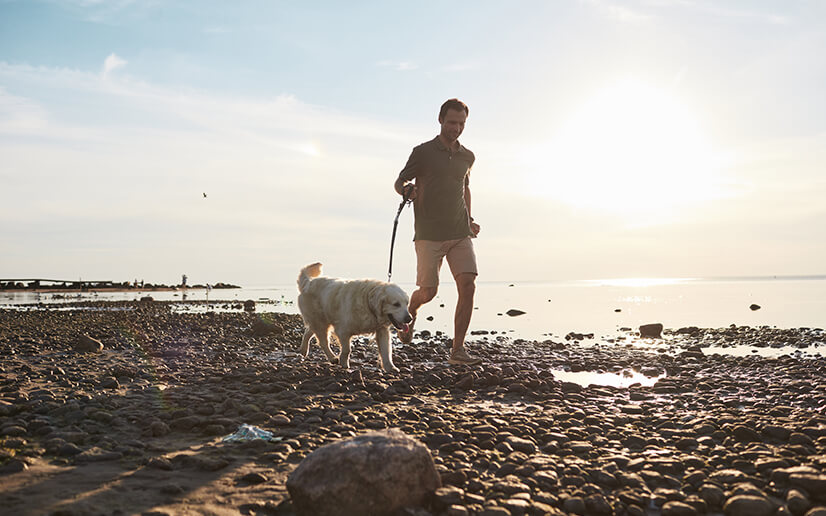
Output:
top-left (388, 185), bottom-right (413, 282)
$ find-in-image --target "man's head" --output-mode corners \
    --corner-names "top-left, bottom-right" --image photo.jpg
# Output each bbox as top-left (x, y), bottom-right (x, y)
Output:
top-left (438, 98), bottom-right (469, 144)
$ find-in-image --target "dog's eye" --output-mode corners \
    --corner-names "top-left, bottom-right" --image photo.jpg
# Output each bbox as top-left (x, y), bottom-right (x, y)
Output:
top-left (393, 302), bottom-right (401, 307)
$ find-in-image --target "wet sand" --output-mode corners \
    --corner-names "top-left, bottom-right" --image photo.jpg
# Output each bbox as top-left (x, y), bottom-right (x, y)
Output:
top-left (1, 301), bottom-right (825, 515)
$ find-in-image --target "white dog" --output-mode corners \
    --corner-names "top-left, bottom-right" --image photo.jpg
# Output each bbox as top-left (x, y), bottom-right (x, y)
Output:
top-left (297, 262), bottom-right (412, 373)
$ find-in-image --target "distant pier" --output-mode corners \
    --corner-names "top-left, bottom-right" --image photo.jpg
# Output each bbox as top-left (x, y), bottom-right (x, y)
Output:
top-left (0, 279), bottom-right (240, 291)
top-left (0, 278), bottom-right (118, 290)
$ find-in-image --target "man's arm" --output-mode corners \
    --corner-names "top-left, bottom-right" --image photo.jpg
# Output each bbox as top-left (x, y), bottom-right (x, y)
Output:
top-left (395, 148), bottom-right (418, 197)
top-left (394, 175), bottom-right (410, 196)
top-left (464, 181), bottom-right (472, 220)
top-left (465, 178), bottom-right (480, 236)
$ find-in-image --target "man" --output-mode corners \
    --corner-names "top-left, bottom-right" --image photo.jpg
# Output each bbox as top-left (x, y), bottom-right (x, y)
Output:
top-left (394, 98), bottom-right (482, 366)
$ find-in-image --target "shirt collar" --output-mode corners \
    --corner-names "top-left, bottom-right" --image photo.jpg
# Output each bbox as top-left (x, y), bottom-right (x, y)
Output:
top-left (433, 135), bottom-right (464, 153)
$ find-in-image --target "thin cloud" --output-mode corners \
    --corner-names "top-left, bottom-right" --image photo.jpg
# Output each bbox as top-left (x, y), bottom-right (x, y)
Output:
top-left (0, 87), bottom-right (50, 134)
top-left (585, 0), bottom-right (790, 25)
top-left (582, 0), bottom-right (653, 22)
top-left (642, 0), bottom-right (791, 25)
top-left (694, 4), bottom-right (790, 25)
top-left (441, 61), bottom-right (482, 72)
top-left (0, 61), bottom-right (416, 146)
top-left (101, 53), bottom-right (127, 78)
top-left (377, 60), bottom-right (418, 72)
top-left (47, 0), bottom-right (157, 24)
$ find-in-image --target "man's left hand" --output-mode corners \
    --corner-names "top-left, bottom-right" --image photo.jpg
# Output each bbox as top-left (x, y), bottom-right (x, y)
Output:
top-left (470, 221), bottom-right (480, 237)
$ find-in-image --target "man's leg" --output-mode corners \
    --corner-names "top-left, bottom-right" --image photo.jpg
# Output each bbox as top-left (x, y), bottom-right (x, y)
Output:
top-left (399, 240), bottom-right (443, 344)
top-left (444, 238), bottom-right (481, 365)
top-left (452, 272), bottom-right (476, 354)
top-left (397, 286), bottom-right (435, 344)
top-left (409, 286), bottom-right (437, 317)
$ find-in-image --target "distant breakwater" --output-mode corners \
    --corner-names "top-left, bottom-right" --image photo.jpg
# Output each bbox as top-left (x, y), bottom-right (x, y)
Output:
top-left (0, 278), bottom-right (240, 291)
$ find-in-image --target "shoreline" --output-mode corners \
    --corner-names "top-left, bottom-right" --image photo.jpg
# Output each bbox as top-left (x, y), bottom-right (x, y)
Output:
top-left (0, 286), bottom-right (240, 294)
top-left (1, 302), bottom-right (825, 515)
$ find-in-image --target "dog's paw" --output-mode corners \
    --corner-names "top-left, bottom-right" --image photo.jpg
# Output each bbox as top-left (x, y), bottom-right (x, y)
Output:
top-left (384, 364), bottom-right (400, 374)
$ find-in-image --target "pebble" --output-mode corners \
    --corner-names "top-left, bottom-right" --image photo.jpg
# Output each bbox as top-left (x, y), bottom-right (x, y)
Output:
top-left (0, 304), bottom-right (824, 515)
top-left (723, 495), bottom-right (775, 516)
top-left (238, 472), bottom-right (268, 484)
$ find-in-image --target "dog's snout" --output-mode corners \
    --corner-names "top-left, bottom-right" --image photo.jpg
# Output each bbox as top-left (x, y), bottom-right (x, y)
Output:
top-left (402, 312), bottom-right (413, 324)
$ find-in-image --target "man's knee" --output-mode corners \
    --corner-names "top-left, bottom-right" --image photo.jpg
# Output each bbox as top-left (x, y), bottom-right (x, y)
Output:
top-left (415, 286), bottom-right (438, 304)
top-left (456, 273), bottom-right (476, 295)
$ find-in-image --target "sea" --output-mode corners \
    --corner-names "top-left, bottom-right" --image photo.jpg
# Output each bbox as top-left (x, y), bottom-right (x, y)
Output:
top-left (3, 275), bottom-right (824, 385)
top-left (2, 275), bottom-right (824, 340)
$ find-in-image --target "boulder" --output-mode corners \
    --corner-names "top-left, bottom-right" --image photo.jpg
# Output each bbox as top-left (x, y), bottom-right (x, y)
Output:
top-left (0, 459), bottom-right (29, 475)
top-left (789, 474), bottom-right (826, 501)
top-left (251, 319), bottom-right (279, 336)
top-left (74, 334), bottom-right (103, 353)
top-left (722, 494), bottom-right (773, 516)
top-left (286, 428), bottom-right (440, 516)
top-left (244, 299), bottom-right (256, 312)
top-left (639, 323), bottom-right (664, 338)
top-left (732, 425), bottom-right (762, 443)
top-left (786, 489), bottom-right (811, 516)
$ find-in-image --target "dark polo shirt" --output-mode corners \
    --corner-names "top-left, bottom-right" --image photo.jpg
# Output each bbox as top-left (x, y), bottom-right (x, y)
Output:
top-left (397, 136), bottom-right (475, 241)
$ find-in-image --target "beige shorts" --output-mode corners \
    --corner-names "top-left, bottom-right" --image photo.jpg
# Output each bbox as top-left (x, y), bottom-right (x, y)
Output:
top-left (415, 237), bottom-right (478, 288)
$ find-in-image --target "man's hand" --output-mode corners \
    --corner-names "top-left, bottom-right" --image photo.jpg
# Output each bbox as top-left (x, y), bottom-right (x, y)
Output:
top-left (470, 220), bottom-right (480, 237)
top-left (402, 183), bottom-right (417, 201)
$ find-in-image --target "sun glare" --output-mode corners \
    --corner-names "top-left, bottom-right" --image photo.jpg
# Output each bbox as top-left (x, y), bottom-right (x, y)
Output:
top-left (525, 78), bottom-right (729, 225)
top-left (586, 277), bottom-right (696, 288)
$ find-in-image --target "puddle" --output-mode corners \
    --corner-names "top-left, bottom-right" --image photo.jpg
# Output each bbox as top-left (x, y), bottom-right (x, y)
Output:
top-left (551, 368), bottom-right (665, 388)
top-left (167, 301), bottom-right (290, 314)
top-left (702, 344), bottom-right (826, 358)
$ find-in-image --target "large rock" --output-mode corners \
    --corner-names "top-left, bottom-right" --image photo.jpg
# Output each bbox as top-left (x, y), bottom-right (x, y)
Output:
top-left (251, 318), bottom-right (279, 336)
top-left (789, 474), bottom-right (826, 501)
top-left (722, 495), bottom-right (774, 516)
top-left (286, 428), bottom-right (441, 516)
top-left (74, 334), bottom-right (103, 352)
top-left (639, 323), bottom-right (664, 338)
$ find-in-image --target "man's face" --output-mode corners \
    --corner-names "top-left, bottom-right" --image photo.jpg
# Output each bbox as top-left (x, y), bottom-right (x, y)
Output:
top-left (439, 108), bottom-right (467, 143)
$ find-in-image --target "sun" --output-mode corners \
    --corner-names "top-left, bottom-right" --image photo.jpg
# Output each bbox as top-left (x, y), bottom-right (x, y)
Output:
top-left (524, 77), bottom-right (729, 226)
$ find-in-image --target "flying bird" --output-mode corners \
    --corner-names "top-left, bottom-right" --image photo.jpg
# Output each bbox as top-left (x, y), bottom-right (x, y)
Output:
top-left (203, 192), bottom-right (207, 198)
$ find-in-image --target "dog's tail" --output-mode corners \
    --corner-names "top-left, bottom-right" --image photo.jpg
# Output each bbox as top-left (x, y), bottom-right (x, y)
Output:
top-left (297, 262), bottom-right (323, 293)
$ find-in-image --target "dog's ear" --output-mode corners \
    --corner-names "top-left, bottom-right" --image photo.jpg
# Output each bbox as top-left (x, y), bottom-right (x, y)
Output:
top-left (367, 285), bottom-right (384, 318)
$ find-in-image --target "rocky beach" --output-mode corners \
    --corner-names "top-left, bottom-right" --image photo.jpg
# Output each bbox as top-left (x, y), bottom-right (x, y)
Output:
top-left (1, 301), bottom-right (825, 516)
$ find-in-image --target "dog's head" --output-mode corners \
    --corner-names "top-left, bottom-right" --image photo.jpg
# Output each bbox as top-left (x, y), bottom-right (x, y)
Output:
top-left (369, 283), bottom-right (412, 332)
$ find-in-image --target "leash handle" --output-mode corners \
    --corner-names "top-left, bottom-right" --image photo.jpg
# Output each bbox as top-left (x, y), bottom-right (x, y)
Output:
top-left (401, 183), bottom-right (414, 203)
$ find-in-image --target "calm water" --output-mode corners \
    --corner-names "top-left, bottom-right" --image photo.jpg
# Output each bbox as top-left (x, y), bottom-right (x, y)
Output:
top-left (4, 276), bottom-right (824, 385)
top-left (3, 276), bottom-right (824, 341)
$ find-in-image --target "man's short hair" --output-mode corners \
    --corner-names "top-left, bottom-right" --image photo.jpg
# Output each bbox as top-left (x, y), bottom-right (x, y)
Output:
top-left (439, 98), bottom-right (469, 121)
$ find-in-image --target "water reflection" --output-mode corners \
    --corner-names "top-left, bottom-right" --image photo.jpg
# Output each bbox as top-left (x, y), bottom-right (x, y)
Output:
top-left (551, 368), bottom-right (664, 388)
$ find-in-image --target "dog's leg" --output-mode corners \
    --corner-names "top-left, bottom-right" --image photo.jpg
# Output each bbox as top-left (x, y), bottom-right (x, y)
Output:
top-left (377, 327), bottom-right (399, 373)
top-left (338, 332), bottom-right (353, 369)
top-left (317, 328), bottom-right (338, 364)
top-left (299, 328), bottom-right (313, 358)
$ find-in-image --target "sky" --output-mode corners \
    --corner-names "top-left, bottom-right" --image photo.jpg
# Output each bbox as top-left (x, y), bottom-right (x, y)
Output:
top-left (1, 0), bottom-right (825, 286)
